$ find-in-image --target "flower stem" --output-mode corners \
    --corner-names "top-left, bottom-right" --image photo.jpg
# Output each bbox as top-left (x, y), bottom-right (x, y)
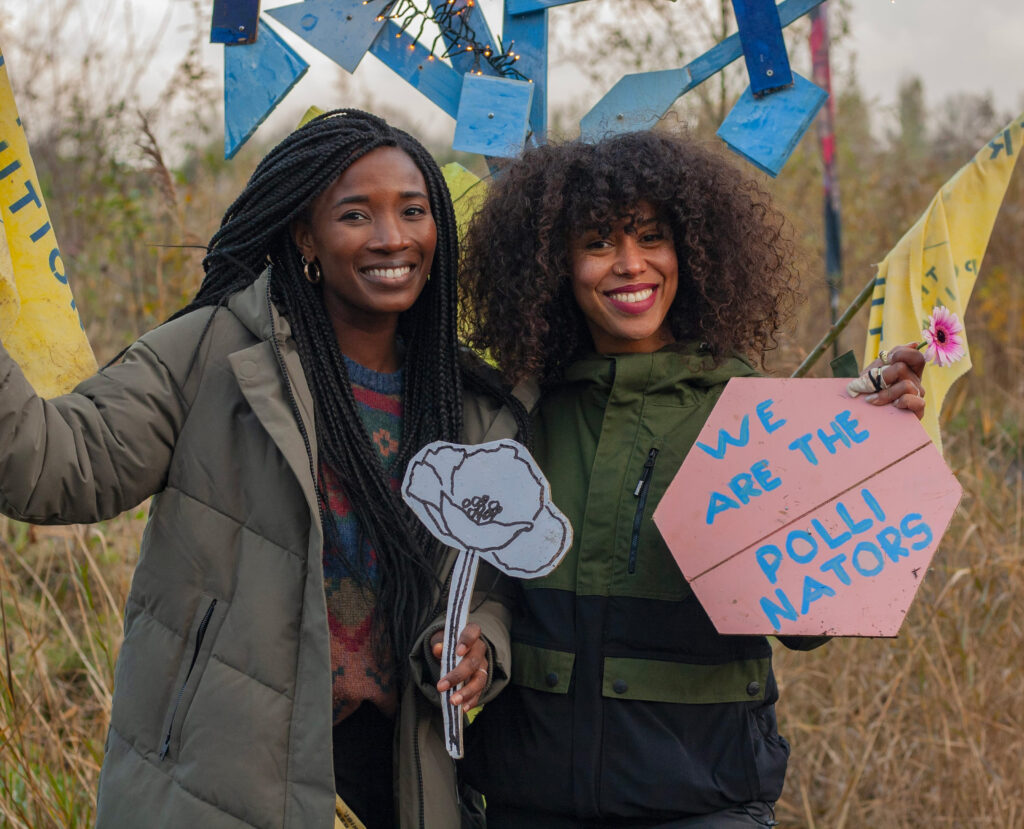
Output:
top-left (441, 547), bottom-right (480, 758)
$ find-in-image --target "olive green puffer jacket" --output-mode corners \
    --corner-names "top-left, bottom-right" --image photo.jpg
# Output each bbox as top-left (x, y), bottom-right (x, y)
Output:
top-left (0, 272), bottom-right (526, 829)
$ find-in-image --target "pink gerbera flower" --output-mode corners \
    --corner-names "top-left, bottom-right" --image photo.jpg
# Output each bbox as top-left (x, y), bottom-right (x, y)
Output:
top-left (921, 306), bottom-right (966, 367)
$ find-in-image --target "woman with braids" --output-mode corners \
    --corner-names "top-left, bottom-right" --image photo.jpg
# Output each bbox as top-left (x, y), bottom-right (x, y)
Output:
top-left (0, 110), bottom-right (529, 829)
top-left (458, 130), bottom-right (925, 828)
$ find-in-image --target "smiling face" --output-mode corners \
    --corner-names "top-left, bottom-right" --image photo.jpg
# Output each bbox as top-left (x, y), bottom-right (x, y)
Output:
top-left (293, 145), bottom-right (437, 357)
top-left (568, 201), bottom-right (678, 355)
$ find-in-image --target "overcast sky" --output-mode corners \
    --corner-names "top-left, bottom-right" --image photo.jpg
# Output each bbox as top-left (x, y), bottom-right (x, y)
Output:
top-left (4, 0), bottom-right (1022, 150)
top-left (844, 0), bottom-right (1023, 116)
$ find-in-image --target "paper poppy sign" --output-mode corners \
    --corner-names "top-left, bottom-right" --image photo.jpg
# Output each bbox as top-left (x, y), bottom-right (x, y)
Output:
top-left (652, 378), bottom-right (962, 638)
top-left (402, 439), bottom-right (572, 757)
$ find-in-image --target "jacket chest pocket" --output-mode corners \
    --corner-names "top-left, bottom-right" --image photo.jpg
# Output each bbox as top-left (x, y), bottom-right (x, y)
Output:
top-left (615, 439), bottom-right (692, 600)
top-left (159, 595), bottom-right (226, 760)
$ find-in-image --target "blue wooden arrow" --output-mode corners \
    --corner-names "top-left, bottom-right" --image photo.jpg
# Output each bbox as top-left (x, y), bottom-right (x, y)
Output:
top-left (580, 0), bottom-right (825, 140)
top-left (267, 0), bottom-right (388, 73)
top-left (368, 22), bottom-right (463, 118)
top-left (502, 6), bottom-right (547, 138)
top-left (224, 17), bottom-right (309, 159)
top-left (717, 73), bottom-right (827, 176)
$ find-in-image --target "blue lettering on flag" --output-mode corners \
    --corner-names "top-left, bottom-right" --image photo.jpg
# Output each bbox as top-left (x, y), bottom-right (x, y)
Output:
top-left (989, 129), bottom-right (1014, 159)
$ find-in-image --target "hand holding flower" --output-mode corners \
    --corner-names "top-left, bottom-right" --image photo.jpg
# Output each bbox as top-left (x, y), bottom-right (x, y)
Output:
top-left (431, 622), bottom-right (488, 710)
top-left (847, 307), bottom-right (966, 421)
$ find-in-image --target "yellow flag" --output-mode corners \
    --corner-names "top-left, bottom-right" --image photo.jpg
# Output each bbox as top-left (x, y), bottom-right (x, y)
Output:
top-left (0, 48), bottom-right (96, 396)
top-left (297, 105), bottom-right (325, 129)
top-left (441, 162), bottom-right (487, 241)
top-left (864, 113), bottom-right (1024, 450)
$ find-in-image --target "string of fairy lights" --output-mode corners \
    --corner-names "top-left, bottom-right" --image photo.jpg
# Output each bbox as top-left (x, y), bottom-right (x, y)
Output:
top-left (365, 0), bottom-right (530, 80)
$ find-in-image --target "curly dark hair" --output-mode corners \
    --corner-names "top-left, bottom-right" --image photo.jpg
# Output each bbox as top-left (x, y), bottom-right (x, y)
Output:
top-left (459, 129), bottom-right (800, 384)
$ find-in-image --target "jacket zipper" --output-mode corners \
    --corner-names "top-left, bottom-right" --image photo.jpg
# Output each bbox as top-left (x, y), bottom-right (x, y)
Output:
top-left (628, 449), bottom-right (659, 574)
top-left (160, 598), bottom-right (217, 759)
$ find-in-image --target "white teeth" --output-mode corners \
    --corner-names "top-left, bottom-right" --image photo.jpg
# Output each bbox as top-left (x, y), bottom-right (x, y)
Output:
top-left (363, 265), bottom-right (413, 279)
top-left (608, 288), bottom-right (653, 303)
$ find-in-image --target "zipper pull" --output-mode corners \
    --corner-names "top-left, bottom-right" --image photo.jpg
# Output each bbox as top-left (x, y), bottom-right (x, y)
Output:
top-left (634, 448), bottom-right (659, 496)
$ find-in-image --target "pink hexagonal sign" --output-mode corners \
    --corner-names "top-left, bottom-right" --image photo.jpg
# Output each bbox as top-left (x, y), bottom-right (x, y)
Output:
top-left (652, 378), bottom-right (962, 637)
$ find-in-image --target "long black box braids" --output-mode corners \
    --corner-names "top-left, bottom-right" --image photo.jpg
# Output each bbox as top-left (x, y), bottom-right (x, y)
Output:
top-left (171, 109), bottom-right (467, 682)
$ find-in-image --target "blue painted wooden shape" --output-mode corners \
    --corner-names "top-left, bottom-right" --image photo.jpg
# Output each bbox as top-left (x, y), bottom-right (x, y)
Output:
top-left (715, 73), bottom-right (826, 176)
top-left (211, 0), bottom-right (260, 44)
top-left (267, 0), bottom-right (387, 73)
top-left (507, 0), bottom-right (586, 15)
top-left (224, 18), bottom-right (309, 158)
top-left (731, 0), bottom-right (793, 95)
top-left (368, 22), bottom-right (463, 118)
top-left (432, 1), bottom-right (500, 77)
top-left (502, 7), bottom-right (547, 138)
top-left (452, 74), bottom-right (534, 157)
top-left (580, 0), bottom-right (825, 140)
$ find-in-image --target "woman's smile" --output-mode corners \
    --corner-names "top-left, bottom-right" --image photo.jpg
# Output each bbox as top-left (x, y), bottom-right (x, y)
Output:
top-left (602, 283), bottom-right (659, 314)
top-left (360, 263), bottom-right (416, 280)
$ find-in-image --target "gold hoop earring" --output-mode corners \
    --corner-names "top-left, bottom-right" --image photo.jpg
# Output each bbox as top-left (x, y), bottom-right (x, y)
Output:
top-left (301, 256), bottom-right (321, 285)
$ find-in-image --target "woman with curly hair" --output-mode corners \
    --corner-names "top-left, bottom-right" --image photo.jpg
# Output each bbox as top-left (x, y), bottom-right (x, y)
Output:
top-left (458, 130), bottom-right (924, 827)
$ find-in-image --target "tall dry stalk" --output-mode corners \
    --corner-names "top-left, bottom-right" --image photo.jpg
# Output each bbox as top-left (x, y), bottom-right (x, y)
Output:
top-left (0, 521), bottom-right (138, 828)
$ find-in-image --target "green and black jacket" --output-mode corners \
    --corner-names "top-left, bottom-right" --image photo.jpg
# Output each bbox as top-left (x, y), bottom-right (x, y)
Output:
top-left (465, 343), bottom-right (833, 822)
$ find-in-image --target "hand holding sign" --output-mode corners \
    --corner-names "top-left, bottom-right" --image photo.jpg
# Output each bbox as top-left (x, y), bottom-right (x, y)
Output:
top-left (653, 378), bottom-right (961, 637)
top-left (402, 439), bottom-right (572, 758)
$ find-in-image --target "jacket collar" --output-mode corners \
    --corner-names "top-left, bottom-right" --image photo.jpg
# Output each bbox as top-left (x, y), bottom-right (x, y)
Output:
top-left (562, 342), bottom-right (757, 398)
top-left (224, 268), bottom-right (320, 523)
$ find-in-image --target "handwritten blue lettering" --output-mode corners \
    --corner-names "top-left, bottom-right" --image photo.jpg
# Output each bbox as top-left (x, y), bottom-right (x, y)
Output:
top-left (696, 414), bottom-right (749, 459)
top-left (755, 399), bottom-right (786, 434)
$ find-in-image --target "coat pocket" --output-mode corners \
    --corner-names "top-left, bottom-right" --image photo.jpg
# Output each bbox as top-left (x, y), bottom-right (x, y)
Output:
top-left (628, 446), bottom-right (661, 574)
top-left (159, 595), bottom-right (224, 760)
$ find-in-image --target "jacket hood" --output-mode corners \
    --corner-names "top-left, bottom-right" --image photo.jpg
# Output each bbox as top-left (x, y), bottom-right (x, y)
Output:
top-left (562, 342), bottom-right (757, 397)
top-left (226, 267), bottom-right (294, 343)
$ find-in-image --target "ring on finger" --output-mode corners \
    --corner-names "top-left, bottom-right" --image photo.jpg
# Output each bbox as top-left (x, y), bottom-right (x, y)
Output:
top-left (878, 349), bottom-right (890, 364)
top-left (868, 367), bottom-right (886, 392)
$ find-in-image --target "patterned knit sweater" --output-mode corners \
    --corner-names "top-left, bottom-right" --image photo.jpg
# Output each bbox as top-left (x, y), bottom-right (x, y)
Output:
top-left (321, 357), bottom-right (403, 725)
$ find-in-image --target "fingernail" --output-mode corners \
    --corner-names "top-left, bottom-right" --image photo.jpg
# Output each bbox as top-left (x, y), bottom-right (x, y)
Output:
top-left (438, 680), bottom-right (449, 692)
top-left (865, 394), bottom-right (879, 403)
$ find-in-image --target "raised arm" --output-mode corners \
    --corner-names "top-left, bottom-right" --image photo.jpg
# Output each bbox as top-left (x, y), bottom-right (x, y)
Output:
top-left (0, 311), bottom-right (212, 524)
